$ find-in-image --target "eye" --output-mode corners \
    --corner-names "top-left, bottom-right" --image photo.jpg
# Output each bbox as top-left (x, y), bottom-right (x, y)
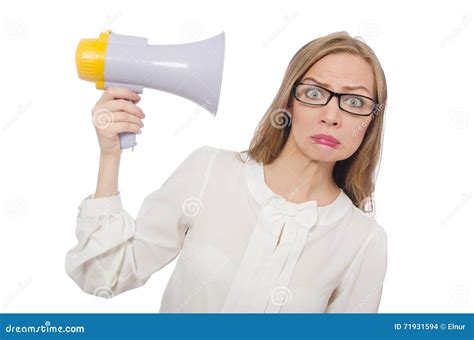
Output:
top-left (305, 87), bottom-right (323, 99)
top-left (345, 96), bottom-right (364, 108)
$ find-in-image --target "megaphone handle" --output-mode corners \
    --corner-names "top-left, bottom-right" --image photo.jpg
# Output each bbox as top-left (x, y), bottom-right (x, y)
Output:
top-left (119, 131), bottom-right (137, 150)
top-left (103, 82), bottom-right (143, 150)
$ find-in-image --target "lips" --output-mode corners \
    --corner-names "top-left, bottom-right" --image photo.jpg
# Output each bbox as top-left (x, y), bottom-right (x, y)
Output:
top-left (310, 134), bottom-right (340, 144)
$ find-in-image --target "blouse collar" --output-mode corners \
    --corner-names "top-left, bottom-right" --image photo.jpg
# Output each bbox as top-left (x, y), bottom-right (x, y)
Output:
top-left (243, 155), bottom-right (353, 226)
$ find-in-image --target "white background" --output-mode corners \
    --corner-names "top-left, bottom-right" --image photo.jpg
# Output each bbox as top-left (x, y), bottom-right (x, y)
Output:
top-left (0, 0), bottom-right (473, 313)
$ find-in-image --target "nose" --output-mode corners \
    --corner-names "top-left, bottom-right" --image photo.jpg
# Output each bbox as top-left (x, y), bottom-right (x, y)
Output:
top-left (320, 96), bottom-right (341, 126)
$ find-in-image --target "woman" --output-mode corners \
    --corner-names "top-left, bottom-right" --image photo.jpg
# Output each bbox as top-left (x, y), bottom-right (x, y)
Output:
top-left (65, 31), bottom-right (388, 313)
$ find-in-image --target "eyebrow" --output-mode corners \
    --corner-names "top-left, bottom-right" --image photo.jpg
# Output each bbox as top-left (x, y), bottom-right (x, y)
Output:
top-left (302, 77), bottom-right (372, 95)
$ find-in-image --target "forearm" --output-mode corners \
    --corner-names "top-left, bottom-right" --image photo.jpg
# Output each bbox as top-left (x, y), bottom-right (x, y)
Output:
top-left (95, 152), bottom-right (121, 198)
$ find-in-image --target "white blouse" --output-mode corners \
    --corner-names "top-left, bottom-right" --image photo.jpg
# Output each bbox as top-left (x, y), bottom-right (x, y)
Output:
top-left (65, 146), bottom-right (388, 313)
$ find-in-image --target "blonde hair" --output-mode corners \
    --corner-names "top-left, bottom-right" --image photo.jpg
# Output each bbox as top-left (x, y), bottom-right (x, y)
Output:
top-left (237, 31), bottom-right (387, 213)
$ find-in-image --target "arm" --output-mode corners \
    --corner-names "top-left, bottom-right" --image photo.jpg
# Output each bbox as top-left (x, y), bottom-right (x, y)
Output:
top-left (65, 146), bottom-right (217, 298)
top-left (324, 225), bottom-right (388, 313)
top-left (94, 152), bottom-right (121, 198)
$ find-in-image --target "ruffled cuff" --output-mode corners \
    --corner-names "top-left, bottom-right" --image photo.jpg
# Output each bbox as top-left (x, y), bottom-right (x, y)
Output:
top-left (78, 192), bottom-right (123, 218)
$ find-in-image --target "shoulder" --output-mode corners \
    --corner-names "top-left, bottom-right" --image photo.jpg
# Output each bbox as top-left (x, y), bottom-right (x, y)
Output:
top-left (345, 204), bottom-right (388, 251)
top-left (185, 145), bottom-right (238, 159)
top-left (175, 145), bottom-right (221, 172)
top-left (185, 145), bottom-right (220, 160)
top-left (185, 145), bottom-right (249, 170)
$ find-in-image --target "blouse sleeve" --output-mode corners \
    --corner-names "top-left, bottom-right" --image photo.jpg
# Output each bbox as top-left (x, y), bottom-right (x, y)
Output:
top-left (324, 224), bottom-right (388, 313)
top-left (64, 146), bottom-right (217, 298)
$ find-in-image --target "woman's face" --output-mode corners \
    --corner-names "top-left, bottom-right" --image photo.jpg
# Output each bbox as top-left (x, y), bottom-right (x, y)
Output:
top-left (286, 53), bottom-right (376, 163)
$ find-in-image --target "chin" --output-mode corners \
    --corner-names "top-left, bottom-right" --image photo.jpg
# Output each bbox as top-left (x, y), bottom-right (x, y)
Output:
top-left (301, 147), bottom-right (339, 163)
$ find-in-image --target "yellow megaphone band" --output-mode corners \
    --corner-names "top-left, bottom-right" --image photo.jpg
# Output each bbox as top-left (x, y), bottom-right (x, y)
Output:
top-left (75, 30), bottom-right (111, 89)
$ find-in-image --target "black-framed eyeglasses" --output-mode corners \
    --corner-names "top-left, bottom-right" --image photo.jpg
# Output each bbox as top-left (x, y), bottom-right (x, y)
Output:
top-left (291, 82), bottom-right (378, 116)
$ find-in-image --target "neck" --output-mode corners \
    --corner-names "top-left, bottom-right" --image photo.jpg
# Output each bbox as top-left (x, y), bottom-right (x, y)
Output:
top-left (263, 139), bottom-right (340, 206)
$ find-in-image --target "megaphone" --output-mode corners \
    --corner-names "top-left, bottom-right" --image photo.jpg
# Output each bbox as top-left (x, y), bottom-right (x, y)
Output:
top-left (75, 30), bottom-right (225, 150)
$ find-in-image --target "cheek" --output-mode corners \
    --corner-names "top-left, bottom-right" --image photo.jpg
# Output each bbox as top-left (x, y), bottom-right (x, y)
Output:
top-left (291, 109), bottom-right (314, 136)
top-left (343, 118), bottom-right (371, 153)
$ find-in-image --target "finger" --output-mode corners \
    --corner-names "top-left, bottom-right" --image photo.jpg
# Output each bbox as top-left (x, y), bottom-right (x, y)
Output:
top-left (101, 99), bottom-right (145, 119)
top-left (96, 87), bottom-right (140, 105)
top-left (110, 122), bottom-right (142, 135)
top-left (112, 111), bottom-right (144, 127)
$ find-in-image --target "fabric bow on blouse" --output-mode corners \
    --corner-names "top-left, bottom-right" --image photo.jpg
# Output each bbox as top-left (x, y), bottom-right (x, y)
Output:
top-left (221, 164), bottom-right (322, 313)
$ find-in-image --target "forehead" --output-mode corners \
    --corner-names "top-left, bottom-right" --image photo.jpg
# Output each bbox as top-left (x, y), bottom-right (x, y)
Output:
top-left (302, 53), bottom-right (375, 96)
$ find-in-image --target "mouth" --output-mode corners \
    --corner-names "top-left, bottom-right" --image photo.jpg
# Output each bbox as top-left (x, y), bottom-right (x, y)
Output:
top-left (310, 134), bottom-right (340, 149)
